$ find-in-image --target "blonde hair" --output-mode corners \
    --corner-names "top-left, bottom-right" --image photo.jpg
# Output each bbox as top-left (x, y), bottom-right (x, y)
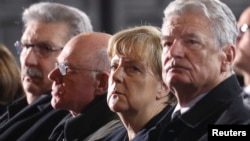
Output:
top-left (108, 25), bottom-right (163, 80)
top-left (0, 44), bottom-right (24, 105)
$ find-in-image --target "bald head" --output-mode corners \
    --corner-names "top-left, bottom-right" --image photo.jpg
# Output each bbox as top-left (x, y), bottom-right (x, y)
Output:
top-left (49, 32), bottom-right (112, 113)
top-left (58, 32), bottom-right (112, 71)
top-left (69, 32), bottom-right (111, 51)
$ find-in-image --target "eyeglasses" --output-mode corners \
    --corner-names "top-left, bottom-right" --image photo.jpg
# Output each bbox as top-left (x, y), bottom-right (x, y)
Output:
top-left (238, 24), bottom-right (250, 38)
top-left (55, 62), bottom-right (100, 76)
top-left (14, 41), bottom-right (63, 57)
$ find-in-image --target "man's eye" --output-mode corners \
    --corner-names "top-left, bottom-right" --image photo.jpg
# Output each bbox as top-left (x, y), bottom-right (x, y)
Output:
top-left (182, 39), bottom-right (202, 49)
top-left (162, 41), bottom-right (173, 48)
top-left (43, 46), bottom-right (52, 51)
top-left (38, 44), bottom-right (53, 51)
top-left (188, 40), bottom-right (199, 45)
top-left (110, 64), bottom-right (118, 71)
top-left (23, 44), bottom-right (34, 49)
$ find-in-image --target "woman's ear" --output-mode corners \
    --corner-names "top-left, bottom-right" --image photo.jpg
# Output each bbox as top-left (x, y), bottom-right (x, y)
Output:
top-left (156, 82), bottom-right (169, 100)
top-left (94, 71), bottom-right (109, 96)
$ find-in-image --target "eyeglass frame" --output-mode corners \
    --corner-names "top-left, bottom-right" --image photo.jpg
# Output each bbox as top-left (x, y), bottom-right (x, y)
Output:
top-left (55, 62), bottom-right (101, 76)
top-left (14, 40), bottom-right (63, 57)
top-left (238, 24), bottom-right (250, 37)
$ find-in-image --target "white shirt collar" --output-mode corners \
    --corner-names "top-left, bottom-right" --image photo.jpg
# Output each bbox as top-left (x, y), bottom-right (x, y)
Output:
top-left (173, 93), bottom-right (207, 116)
top-left (244, 85), bottom-right (250, 94)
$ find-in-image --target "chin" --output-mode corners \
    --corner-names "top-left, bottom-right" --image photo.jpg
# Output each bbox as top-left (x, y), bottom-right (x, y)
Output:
top-left (51, 98), bottom-right (64, 110)
top-left (107, 102), bottom-right (119, 112)
top-left (110, 103), bottom-right (129, 113)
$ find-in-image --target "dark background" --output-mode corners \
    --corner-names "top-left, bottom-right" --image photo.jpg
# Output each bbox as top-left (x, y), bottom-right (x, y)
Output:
top-left (0, 0), bottom-right (249, 64)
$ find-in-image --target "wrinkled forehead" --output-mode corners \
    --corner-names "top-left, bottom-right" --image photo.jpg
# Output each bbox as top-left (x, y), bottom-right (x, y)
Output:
top-left (21, 21), bottom-right (69, 47)
top-left (163, 0), bottom-right (208, 19)
top-left (162, 13), bottom-right (211, 37)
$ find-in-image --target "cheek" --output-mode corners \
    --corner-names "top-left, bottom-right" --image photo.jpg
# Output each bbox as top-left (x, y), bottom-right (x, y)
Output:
top-left (106, 92), bottom-right (115, 110)
top-left (237, 34), bottom-right (250, 50)
top-left (127, 80), bottom-right (153, 102)
top-left (20, 55), bottom-right (24, 64)
top-left (198, 56), bottom-right (221, 78)
top-left (20, 55), bottom-right (29, 69)
top-left (162, 71), bottom-right (168, 84)
top-left (51, 93), bottom-right (67, 109)
top-left (107, 85), bottom-right (113, 99)
top-left (108, 77), bottom-right (113, 89)
top-left (107, 75), bottom-right (117, 104)
top-left (189, 52), bottom-right (210, 71)
top-left (195, 59), bottom-right (211, 73)
top-left (162, 49), bottom-right (170, 65)
top-left (45, 57), bottom-right (57, 68)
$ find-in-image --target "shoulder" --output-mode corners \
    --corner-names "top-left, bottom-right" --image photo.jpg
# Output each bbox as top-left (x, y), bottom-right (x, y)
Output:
top-left (83, 119), bottom-right (124, 141)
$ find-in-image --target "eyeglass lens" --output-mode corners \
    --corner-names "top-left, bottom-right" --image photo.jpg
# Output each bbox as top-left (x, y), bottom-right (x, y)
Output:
top-left (55, 62), bottom-right (67, 76)
top-left (14, 41), bottom-right (63, 57)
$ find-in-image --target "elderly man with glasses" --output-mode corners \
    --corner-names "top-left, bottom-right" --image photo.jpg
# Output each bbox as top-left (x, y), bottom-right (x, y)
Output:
top-left (0, 2), bottom-right (92, 141)
top-left (47, 32), bottom-right (121, 141)
top-left (233, 6), bottom-right (250, 109)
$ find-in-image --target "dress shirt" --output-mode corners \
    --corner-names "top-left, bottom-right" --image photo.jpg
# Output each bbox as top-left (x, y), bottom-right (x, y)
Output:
top-left (172, 93), bottom-right (207, 118)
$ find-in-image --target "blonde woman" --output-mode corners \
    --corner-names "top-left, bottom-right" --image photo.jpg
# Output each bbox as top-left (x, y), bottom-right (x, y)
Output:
top-left (105, 26), bottom-right (175, 141)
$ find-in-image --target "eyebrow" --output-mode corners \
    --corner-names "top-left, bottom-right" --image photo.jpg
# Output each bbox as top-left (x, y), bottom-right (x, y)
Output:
top-left (162, 32), bottom-right (201, 40)
top-left (181, 32), bottom-right (199, 38)
top-left (161, 35), bottom-right (171, 40)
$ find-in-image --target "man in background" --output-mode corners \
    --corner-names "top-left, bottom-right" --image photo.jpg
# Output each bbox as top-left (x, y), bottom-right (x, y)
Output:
top-left (0, 2), bottom-right (93, 141)
top-left (233, 6), bottom-right (250, 109)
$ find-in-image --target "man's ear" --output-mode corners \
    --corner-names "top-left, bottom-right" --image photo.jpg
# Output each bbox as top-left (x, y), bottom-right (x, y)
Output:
top-left (221, 45), bottom-right (235, 72)
top-left (94, 71), bottom-right (109, 96)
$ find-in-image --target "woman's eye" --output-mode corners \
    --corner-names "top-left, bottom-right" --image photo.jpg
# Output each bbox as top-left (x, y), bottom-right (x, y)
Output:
top-left (127, 66), bottom-right (141, 73)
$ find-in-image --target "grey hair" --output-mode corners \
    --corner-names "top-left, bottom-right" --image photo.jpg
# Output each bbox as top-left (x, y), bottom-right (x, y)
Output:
top-left (22, 2), bottom-right (93, 40)
top-left (162, 0), bottom-right (238, 49)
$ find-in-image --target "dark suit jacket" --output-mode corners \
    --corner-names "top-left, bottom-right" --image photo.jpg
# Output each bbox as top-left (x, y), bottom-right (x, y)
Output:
top-left (157, 75), bottom-right (250, 141)
top-left (48, 94), bottom-right (121, 141)
top-left (0, 94), bottom-right (68, 141)
top-left (103, 105), bottom-right (172, 141)
top-left (0, 96), bottom-right (28, 126)
top-left (0, 105), bottom-right (6, 116)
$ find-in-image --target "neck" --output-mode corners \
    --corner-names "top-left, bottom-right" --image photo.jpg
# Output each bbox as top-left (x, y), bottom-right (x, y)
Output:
top-left (175, 73), bottom-right (231, 106)
top-left (243, 73), bottom-right (250, 86)
top-left (119, 103), bottom-right (166, 140)
top-left (70, 111), bottom-right (79, 117)
top-left (26, 92), bottom-right (40, 104)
